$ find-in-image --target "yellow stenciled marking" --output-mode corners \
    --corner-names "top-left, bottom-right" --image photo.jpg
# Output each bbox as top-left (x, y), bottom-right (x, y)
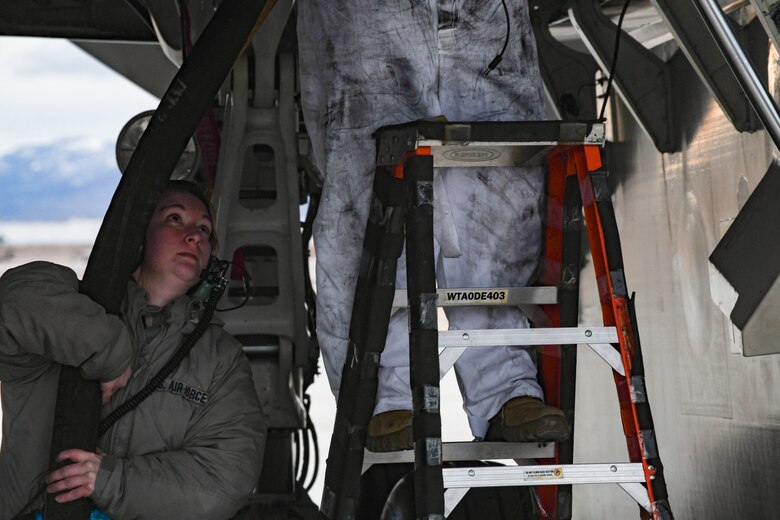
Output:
top-left (444, 289), bottom-right (509, 304)
top-left (523, 468), bottom-right (564, 481)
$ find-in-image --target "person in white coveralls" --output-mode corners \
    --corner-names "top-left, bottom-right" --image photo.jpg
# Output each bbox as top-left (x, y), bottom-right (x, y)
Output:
top-left (297, 0), bottom-right (570, 450)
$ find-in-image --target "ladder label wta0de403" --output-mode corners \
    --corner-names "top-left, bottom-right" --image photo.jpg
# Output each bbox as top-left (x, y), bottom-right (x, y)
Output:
top-left (444, 289), bottom-right (508, 304)
top-left (523, 467), bottom-right (564, 481)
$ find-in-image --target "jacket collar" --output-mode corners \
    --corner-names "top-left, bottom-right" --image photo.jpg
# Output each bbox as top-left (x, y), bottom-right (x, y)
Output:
top-left (123, 279), bottom-right (192, 333)
top-left (123, 280), bottom-right (224, 334)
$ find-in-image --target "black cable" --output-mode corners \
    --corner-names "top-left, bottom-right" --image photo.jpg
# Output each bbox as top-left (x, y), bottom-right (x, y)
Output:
top-left (291, 394), bottom-right (320, 492)
top-left (302, 192), bottom-right (320, 334)
top-left (217, 273), bottom-right (250, 312)
top-left (483, 0), bottom-right (511, 77)
top-left (305, 415), bottom-right (319, 492)
top-left (599, 0), bottom-right (633, 120)
top-left (294, 395), bottom-right (310, 491)
top-left (297, 427), bottom-right (309, 491)
top-left (299, 394), bottom-right (319, 492)
top-left (97, 277), bottom-right (227, 438)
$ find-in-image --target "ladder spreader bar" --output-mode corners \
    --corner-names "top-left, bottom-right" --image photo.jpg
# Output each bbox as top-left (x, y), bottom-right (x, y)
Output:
top-left (618, 483), bottom-right (652, 512)
top-left (587, 342), bottom-right (626, 376)
top-left (438, 327), bottom-right (618, 348)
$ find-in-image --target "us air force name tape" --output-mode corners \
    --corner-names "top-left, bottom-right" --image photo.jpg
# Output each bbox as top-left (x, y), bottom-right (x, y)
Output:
top-left (158, 378), bottom-right (209, 405)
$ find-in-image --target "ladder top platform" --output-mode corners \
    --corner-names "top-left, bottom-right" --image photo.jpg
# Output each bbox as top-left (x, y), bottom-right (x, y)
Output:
top-left (375, 120), bottom-right (605, 168)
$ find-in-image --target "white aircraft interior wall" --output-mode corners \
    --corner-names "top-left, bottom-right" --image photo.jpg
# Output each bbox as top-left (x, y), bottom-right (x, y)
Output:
top-left (571, 50), bottom-right (780, 518)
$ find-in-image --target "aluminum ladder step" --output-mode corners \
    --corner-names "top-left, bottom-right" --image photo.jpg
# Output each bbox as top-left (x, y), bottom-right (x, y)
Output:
top-left (441, 463), bottom-right (652, 515)
top-left (362, 441), bottom-right (555, 473)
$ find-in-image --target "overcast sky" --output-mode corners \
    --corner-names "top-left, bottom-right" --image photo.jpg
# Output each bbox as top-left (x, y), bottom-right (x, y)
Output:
top-left (0, 36), bottom-right (159, 155)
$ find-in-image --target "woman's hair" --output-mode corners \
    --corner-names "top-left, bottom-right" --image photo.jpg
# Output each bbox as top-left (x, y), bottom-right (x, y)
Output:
top-left (164, 180), bottom-right (219, 253)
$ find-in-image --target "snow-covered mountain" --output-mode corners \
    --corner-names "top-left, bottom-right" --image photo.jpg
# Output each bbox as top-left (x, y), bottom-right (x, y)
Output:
top-left (0, 137), bottom-right (120, 220)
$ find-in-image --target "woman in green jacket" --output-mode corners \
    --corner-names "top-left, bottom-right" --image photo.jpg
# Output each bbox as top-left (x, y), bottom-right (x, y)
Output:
top-left (0, 182), bottom-right (266, 520)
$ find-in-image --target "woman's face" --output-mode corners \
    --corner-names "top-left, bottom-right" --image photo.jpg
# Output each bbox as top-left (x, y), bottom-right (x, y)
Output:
top-left (141, 189), bottom-right (213, 297)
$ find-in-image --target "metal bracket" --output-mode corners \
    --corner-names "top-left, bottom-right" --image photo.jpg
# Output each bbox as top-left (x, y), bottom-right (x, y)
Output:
top-left (618, 482), bottom-right (652, 512)
top-left (439, 346), bottom-right (467, 379)
top-left (651, 0), bottom-right (762, 132)
top-left (569, 0), bottom-right (677, 152)
top-left (587, 343), bottom-right (625, 376)
top-left (529, 0), bottom-right (599, 120)
top-left (444, 488), bottom-right (470, 517)
top-left (376, 127), bottom-right (420, 166)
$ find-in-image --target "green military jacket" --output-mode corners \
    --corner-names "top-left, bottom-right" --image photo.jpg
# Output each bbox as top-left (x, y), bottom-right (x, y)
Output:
top-left (0, 262), bottom-right (266, 520)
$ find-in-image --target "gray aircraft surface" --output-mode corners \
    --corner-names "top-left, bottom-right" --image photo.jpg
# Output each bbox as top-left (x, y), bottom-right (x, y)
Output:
top-left (2, 1), bottom-right (779, 519)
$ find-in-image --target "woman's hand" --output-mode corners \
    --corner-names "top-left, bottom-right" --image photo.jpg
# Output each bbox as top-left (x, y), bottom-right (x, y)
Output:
top-left (100, 365), bottom-right (132, 404)
top-left (46, 449), bottom-right (104, 503)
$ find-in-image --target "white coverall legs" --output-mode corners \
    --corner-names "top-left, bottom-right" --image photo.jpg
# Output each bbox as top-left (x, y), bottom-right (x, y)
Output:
top-left (298, 0), bottom-right (546, 438)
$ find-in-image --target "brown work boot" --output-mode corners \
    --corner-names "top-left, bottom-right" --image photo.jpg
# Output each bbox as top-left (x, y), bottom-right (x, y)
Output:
top-left (485, 396), bottom-right (571, 442)
top-left (366, 410), bottom-right (413, 452)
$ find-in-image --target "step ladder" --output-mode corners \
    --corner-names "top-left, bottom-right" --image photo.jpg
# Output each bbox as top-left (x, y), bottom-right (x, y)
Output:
top-left (318, 120), bottom-right (672, 520)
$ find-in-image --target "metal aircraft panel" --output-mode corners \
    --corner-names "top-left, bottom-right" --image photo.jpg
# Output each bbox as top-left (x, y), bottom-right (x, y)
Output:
top-left (572, 49), bottom-right (780, 518)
